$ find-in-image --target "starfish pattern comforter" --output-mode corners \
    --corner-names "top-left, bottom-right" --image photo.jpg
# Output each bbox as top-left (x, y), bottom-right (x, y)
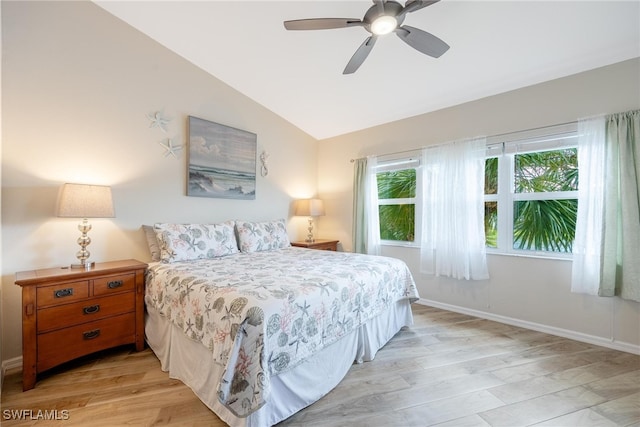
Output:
top-left (145, 247), bottom-right (419, 417)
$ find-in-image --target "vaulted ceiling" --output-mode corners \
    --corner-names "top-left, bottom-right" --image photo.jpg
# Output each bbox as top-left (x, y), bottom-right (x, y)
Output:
top-left (94, 1), bottom-right (640, 140)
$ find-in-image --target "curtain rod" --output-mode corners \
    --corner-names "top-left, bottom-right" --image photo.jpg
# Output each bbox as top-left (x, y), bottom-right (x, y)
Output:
top-left (349, 120), bottom-right (577, 163)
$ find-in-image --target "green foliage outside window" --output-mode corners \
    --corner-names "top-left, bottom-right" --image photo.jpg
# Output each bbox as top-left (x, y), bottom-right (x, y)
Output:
top-left (485, 157), bottom-right (498, 248)
top-left (377, 169), bottom-right (416, 242)
top-left (515, 149), bottom-right (578, 193)
top-left (484, 148), bottom-right (578, 253)
top-left (513, 199), bottom-right (577, 252)
top-left (379, 204), bottom-right (415, 241)
top-left (513, 149), bottom-right (578, 252)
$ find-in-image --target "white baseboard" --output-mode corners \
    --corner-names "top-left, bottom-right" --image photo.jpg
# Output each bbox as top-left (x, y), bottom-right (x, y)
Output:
top-left (1, 357), bottom-right (21, 393)
top-left (2, 356), bottom-right (22, 373)
top-left (417, 298), bottom-right (640, 356)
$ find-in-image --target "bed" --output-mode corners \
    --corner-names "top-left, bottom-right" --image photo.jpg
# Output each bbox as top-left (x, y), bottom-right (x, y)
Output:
top-left (143, 220), bottom-right (419, 426)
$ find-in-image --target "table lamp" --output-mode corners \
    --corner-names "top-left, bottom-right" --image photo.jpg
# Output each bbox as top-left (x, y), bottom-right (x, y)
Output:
top-left (57, 183), bottom-right (115, 268)
top-left (295, 198), bottom-right (325, 242)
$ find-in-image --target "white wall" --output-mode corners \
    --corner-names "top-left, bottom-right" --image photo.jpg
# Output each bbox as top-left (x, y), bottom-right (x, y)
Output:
top-left (317, 58), bottom-right (640, 352)
top-left (1, 1), bottom-right (318, 363)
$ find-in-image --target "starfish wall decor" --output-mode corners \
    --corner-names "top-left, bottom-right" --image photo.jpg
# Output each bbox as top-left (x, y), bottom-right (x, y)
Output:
top-left (146, 110), bottom-right (170, 133)
top-left (146, 108), bottom-right (183, 159)
top-left (158, 138), bottom-right (183, 158)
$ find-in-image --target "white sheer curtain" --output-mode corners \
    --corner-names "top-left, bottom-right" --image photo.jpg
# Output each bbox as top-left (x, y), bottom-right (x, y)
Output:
top-left (571, 116), bottom-right (606, 295)
top-left (420, 137), bottom-right (489, 280)
top-left (572, 110), bottom-right (640, 302)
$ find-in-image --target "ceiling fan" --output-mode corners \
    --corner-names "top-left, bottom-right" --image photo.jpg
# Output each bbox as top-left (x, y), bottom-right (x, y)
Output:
top-left (283, 0), bottom-right (450, 74)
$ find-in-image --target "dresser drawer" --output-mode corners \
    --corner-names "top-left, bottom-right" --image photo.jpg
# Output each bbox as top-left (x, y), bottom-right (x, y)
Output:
top-left (93, 273), bottom-right (135, 296)
top-left (37, 312), bottom-right (136, 373)
top-left (37, 292), bottom-right (135, 333)
top-left (36, 280), bottom-right (89, 308)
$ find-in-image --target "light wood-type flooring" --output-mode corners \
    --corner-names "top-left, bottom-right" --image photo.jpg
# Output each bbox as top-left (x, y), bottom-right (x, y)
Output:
top-left (2, 304), bottom-right (639, 426)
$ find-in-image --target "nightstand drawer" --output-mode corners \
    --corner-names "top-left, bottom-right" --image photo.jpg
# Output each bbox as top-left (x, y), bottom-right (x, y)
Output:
top-left (291, 239), bottom-right (339, 251)
top-left (310, 242), bottom-right (337, 251)
top-left (37, 312), bottom-right (136, 372)
top-left (37, 292), bottom-right (135, 333)
top-left (93, 273), bottom-right (135, 296)
top-left (36, 280), bottom-right (89, 308)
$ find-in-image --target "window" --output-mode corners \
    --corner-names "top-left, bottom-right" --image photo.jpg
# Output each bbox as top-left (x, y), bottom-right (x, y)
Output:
top-left (376, 156), bottom-right (421, 245)
top-left (484, 125), bottom-right (579, 257)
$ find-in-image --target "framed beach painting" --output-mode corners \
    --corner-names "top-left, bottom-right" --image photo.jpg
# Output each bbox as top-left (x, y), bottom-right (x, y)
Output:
top-left (187, 116), bottom-right (257, 200)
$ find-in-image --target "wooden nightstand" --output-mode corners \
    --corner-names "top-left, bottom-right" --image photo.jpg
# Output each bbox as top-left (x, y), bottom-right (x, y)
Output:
top-left (291, 239), bottom-right (339, 251)
top-left (15, 259), bottom-right (147, 391)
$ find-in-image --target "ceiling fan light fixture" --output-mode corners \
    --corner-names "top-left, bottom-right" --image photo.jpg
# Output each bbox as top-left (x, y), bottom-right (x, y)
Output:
top-left (371, 15), bottom-right (397, 35)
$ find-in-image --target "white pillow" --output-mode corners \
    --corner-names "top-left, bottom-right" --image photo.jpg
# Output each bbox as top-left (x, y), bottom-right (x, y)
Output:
top-left (236, 219), bottom-right (290, 253)
top-left (142, 225), bottom-right (161, 262)
top-left (154, 221), bottom-right (239, 263)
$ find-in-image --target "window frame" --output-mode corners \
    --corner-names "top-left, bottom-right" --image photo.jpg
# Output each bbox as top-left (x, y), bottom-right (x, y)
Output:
top-left (485, 123), bottom-right (579, 259)
top-left (375, 154), bottom-right (423, 248)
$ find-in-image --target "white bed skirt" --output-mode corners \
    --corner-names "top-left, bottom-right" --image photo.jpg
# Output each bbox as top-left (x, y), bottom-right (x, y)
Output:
top-left (145, 300), bottom-right (413, 427)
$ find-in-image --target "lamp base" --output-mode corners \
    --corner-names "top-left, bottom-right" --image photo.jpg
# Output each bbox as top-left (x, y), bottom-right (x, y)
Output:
top-left (71, 218), bottom-right (94, 269)
top-left (305, 217), bottom-right (315, 243)
top-left (70, 261), bottom-right (95, 269)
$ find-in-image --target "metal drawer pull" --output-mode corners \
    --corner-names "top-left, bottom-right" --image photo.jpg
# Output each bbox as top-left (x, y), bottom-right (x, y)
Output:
top-left (83, 304), bottom-right (100, 315)
top-left (54, 288), bottom-right (74, 298)
top-left (83, 329), bottom-right (101, 340)
top-left (107, 280), bottom-right (123, 289)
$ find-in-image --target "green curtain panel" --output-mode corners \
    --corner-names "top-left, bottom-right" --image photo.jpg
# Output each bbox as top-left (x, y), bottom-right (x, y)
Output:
top-left (352, 158), bottom-right (368, 254)
top-left (352, 156), bottom-right (381, 255)
top-left (603, 110), bottom-right (640, 300)
top-left (572, 109), bottom-right (640, 302)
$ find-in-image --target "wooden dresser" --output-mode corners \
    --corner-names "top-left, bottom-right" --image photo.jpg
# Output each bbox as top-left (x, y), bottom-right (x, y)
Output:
top-left (15, 259), bottom-right (147, 391)
top-left (291, 239), bottom-right (339, 251)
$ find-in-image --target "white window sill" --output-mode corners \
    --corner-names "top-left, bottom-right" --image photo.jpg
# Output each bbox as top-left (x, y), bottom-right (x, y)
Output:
top-left (379, 243), bottom-right (572, 261)
top-left (486, 249), bottom-right (572, 261)
top-left (380, 241), bottom-right (420, 249)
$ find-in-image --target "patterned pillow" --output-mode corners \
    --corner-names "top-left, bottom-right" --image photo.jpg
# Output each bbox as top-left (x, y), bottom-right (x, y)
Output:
top-left (235, 219), bottom-right (291, 253)
top-left (154, 221), bottom-right (239, 263)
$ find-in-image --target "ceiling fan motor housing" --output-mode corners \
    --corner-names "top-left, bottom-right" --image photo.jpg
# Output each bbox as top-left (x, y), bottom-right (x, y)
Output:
top-left (364, 1), bottom-right (406, 34)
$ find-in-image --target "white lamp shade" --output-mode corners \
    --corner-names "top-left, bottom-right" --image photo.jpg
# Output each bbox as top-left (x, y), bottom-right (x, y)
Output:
top-left (57, 183), bottom-right (115, 218)
top-left (295, 199), bottom-right (325, 217)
